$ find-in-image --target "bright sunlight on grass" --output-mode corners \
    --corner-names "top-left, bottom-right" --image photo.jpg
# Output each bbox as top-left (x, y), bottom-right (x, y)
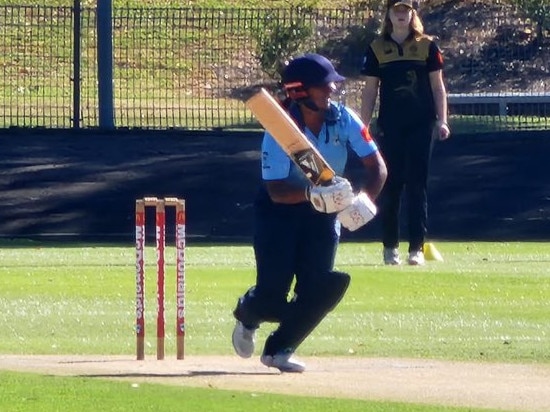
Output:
top-left (0, 240), bottom-right (548, 362)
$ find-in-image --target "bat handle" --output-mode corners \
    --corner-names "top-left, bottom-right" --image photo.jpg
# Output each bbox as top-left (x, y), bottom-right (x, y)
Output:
top-left (318, 170), bottom-right (336, 186)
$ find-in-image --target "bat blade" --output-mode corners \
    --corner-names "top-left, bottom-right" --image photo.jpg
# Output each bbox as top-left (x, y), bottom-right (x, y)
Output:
top-left (246, 88), bottom-right (335, 186)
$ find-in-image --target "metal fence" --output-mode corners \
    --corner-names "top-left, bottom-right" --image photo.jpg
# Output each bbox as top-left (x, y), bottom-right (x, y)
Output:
top-left (0, 2), bottom-right (548, 132)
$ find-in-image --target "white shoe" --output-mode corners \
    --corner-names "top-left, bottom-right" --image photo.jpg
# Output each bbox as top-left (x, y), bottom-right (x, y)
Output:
top-left (383, 247), bottom-right (401, 265)
top-left (261, 351), bottom-right (306, 373)
top-left (232, 321), bottom-right (256, 358)
top-left (408, 250), bottom-right (425, 266)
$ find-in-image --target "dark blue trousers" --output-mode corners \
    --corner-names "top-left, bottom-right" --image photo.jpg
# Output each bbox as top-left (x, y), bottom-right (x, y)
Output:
top-left (234, 189), bottom-right (342, 355)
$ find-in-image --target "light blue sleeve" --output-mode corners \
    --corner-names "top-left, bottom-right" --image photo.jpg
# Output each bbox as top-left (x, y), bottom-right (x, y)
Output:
top-left (342, 107), bottom-right (379, 158)
top-left (261, 131), bottom-right (291, 180)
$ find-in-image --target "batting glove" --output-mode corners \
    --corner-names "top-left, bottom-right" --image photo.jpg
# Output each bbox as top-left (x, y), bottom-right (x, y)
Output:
top-left (337, 192), bottom-right (377, 231)
top-left (306, 176), bottom-right (354, 214)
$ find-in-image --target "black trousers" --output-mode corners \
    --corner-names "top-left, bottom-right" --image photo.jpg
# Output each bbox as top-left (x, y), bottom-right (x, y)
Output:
top-left (377, 122), bottom-right (434, 252)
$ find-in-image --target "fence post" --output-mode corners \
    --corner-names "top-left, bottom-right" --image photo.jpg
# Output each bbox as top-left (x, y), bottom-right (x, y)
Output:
top-left (97, 0), bottom-right (115, 130)
top-left (72, 0), bottom-right (81, 129)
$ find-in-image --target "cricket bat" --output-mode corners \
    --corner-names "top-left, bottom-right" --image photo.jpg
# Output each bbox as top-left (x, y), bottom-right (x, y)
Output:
top-left (245, 87), bottom-right (335, 186)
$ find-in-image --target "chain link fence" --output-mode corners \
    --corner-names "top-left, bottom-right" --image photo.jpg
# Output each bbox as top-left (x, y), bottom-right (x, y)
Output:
top-left (0, 2), bottom-right (548, 132)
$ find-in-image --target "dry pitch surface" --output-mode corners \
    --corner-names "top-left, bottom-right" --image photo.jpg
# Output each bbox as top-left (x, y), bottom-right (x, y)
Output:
top-left (1, 355), bottom-right (549, 411)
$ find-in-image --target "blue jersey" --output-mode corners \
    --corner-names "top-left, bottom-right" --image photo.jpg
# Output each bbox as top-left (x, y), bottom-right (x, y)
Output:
top-left (261, 102), bottom-right (379, 186)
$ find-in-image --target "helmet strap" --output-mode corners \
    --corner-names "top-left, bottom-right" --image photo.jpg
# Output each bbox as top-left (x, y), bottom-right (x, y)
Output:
top-left (284, 83), bottom-right (320, 112)
top-left (298, 97), bottom-right (320, 112)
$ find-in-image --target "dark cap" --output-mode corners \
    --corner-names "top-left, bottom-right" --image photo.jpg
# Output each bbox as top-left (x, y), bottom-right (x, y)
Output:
top-left (282, 53), bottom-right (345, 89)
top-left (387, 0), bottom-right (416, 9)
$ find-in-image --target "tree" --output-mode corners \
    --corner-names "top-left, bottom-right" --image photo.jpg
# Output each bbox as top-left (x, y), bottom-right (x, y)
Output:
top-left (513, 0), bottom-right (549, 46)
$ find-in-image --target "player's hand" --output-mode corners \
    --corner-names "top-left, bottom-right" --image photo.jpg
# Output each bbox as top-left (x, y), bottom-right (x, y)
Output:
top-left (307, 176), bottom-right (354, 214)
top-left (435, 120), bottom-right (451, 141)
top-left (337, 192), bottom-right (377, 231)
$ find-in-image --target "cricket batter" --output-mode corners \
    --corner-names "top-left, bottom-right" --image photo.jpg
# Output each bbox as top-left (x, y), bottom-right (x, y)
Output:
top-left (231, 53), bottom-right (387, 372)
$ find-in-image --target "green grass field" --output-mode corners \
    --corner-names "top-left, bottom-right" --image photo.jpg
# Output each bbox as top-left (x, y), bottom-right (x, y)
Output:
top-left (0, 240), bottom-right (548, 411)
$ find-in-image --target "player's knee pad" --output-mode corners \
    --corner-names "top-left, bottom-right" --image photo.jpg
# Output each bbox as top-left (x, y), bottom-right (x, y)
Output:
top-left (233, 286), bottom-right (287, 326)
top-left (295, 271), bottom-right (350, 314)
top-left (318, 271), bottom-right (350, 312)
top-left (267, 271), bottom-right (350, 352)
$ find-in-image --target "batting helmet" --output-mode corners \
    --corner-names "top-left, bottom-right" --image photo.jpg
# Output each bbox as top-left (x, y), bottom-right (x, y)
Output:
top-left (282, 53), bottom-right (345, 91)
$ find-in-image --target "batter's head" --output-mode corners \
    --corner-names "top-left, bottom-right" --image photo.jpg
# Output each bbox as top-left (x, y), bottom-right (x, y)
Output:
top-left (282, 53), bottom-right (345, 92)
top-left (282, 54), bottom-right (345, 109)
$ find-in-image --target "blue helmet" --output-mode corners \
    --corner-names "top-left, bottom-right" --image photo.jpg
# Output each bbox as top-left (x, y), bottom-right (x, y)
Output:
top-left (282, 53), bottom-right (345, 90)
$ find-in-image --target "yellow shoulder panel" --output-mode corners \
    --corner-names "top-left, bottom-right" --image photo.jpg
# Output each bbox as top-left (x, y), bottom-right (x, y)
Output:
top-left (370, 36), bottom-right (431, 64)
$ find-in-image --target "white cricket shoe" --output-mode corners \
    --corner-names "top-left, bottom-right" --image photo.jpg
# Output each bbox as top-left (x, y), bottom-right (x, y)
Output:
top-left (261, 351), bottom-right (306, 373)
top-left (383, 247), bottom-right (401, 265)
top-left (232, 321), bottom-right (256, 358)
top-left (408, 250), bottom-right (425, 266)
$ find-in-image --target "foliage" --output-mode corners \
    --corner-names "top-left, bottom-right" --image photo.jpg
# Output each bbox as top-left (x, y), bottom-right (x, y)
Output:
top-left (251, 7), bottom-right (315, 81)
top-left (0, 0), bottom-right (365, 6)
top-left (513, 0), bottom-right (550, 41)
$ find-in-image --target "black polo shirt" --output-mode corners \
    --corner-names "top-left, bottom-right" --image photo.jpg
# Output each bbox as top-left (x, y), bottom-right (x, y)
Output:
top-left (361, 34), bottom-right (444, 129)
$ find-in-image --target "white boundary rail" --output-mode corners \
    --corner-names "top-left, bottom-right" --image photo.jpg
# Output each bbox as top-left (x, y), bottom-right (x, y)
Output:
top-left (448, 93), bottom-right (550, 117)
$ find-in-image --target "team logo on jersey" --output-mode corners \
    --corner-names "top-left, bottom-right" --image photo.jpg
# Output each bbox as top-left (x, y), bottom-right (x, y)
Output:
top-left (394, 70), bottom-right (418, 98)
top-left (262, 151), bottom-right (271, 170)
top-left (436, 50), bottom-right (444, 65)
top-left (360, 126), bottom-right (373, 142)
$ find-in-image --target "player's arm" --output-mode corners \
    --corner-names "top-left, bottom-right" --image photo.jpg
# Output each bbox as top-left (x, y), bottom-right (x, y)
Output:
top-left (336, 109), bottom-right (387, 231)
top-left (265, 179), bottom-right (307, 204)
top-left (429, 70), bottom-right (450, 140)
top-left (336, 150), bottom-right (386, 232)
top-left (430, 70), bottom-right (447, 123)
top-left (261, 133), bottom-right (307, 205)
top-left (428, 42), bottom-right (450, 140)
top-left (262, 133), bottom-right (353, 211)
top-left (359, 150), bottom-right (387, 200)
top-left (359, 46), bottom-right (380, 127)
top-left (344, 108), bottom-right (388, 200)
top-left (360, 76), bottom-right (379, 127)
